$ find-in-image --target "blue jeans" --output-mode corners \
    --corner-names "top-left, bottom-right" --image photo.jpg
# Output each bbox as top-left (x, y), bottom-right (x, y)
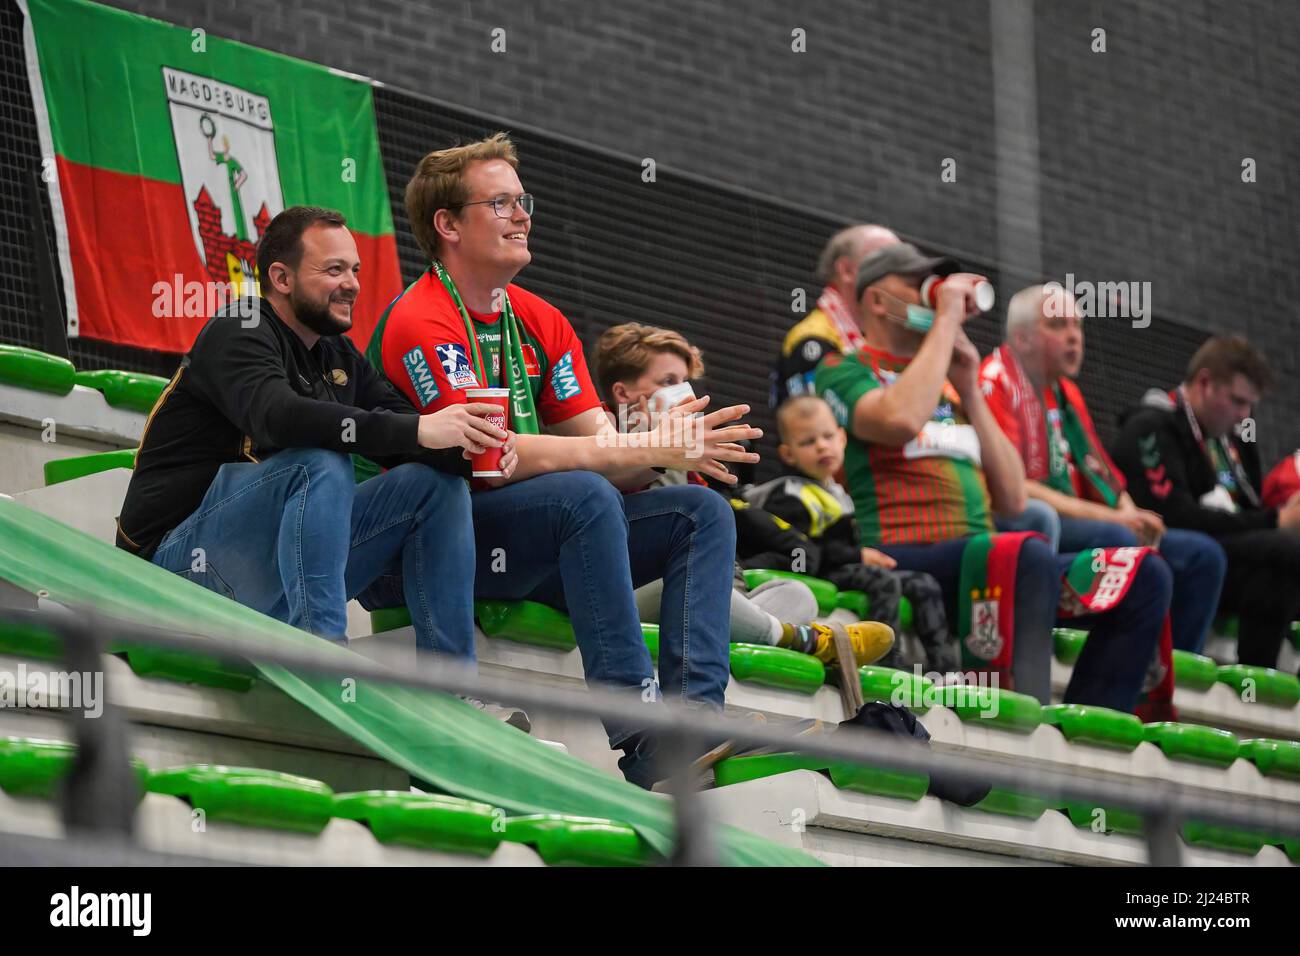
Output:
top-left (995, 498), bottom-right (1061, 551)
top-left (469, 471), bottom-right (734, 783)
top-left (1058, 518), bottom-right (1227, 654)
top-left (880, 534), bottom-right (1173, 712)
top-left (152, 448), bottom-right (476, 656)
top-left (880, 536), bottom-right (1058, 703)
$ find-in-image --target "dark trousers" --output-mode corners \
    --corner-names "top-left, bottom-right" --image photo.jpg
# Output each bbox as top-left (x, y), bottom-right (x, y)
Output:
top-left (1216, 529), bottom-right (1300, 667)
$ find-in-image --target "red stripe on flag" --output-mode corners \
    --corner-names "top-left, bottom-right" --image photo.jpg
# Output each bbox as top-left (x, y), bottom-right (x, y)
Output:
top-left (55, 159), bottom-right (401, 353)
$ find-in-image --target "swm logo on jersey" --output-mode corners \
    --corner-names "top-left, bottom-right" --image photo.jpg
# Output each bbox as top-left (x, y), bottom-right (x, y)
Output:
top-left (402, 346), bottom-right (440, 407)
top-left (550, 350), bottom-right (582, 401)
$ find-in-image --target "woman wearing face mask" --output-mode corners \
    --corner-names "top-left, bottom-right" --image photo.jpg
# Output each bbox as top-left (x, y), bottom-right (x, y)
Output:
top-left (593, 323), bottom-right (894, 670)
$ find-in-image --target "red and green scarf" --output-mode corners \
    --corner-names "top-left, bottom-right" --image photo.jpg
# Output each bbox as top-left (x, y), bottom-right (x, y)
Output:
top-left (956, 531), bottom-right (1040, 689)
top-left (996, 345), bottom-right (1123, 506)
top-left (1060, 546), bottom-right (1176, 722)
top-left (957, 535), bottom-right (1176, 721)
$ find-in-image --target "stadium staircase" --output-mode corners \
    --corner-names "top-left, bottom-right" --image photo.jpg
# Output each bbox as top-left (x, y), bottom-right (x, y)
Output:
top-left (1, 344), bottom-right (1298, 866)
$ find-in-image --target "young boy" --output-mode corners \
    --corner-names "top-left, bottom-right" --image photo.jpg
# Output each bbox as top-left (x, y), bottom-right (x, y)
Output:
top-left (743, 395), bottom-right (958, 672)
top-left (593, 322), bottom-right (894, 669)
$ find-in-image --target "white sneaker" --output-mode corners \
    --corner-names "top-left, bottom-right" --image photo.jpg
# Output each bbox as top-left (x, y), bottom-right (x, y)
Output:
top-left (463, 696), bottom-right (532, 734)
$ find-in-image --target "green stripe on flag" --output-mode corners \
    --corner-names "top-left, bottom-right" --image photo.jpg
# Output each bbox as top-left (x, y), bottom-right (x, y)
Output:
top-left (27, 0), bottom-right (392, 236)
top-left (957, 532), bottom-right (994, 657)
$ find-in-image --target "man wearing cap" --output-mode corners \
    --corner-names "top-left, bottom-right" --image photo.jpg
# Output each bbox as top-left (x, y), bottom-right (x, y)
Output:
top-left (979, 284), bottom-right (1227, 654)
top-left (813, 244), bottom-right (1174, 716)
top-left (771, 224), bottom-right (900, 409)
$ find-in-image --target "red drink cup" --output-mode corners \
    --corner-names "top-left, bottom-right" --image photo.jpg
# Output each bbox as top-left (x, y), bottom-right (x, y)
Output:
top-left (465, 387), bottom-right (511, 477)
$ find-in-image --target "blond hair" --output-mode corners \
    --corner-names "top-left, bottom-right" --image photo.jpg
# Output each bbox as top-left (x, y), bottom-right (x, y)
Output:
top-left (405, 132), bottom-right (519, 260)
top-left (775, 394), bottom-right (835, 443)
top-left (593, 323), bottom-right (705, 401)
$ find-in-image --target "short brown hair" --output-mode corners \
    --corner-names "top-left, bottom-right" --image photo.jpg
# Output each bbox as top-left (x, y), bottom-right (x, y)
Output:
top-left (775, 395), bottom-right (835, 443)
top-left (255, 206), bottom-right (346, 293)
top-left (593, 323), bottom-right (705, 401)
top-left (405, 132), bottom-right (519, 260)
top-left (1184, 335), bottom-right (1272, 392)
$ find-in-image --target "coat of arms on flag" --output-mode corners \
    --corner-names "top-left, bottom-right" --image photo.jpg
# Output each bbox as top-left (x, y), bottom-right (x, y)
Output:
top-left (163, 68), bottom-right (283, 295)
top-left (964, 586), bottom-right (1004, 661)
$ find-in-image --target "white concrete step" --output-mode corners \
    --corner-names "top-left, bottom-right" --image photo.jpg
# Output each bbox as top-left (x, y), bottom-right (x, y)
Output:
top-left (700, 770), bottom-right (1295, 868)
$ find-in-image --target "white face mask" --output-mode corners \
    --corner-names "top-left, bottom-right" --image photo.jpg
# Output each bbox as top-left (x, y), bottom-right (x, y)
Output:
top-left (649, 381), bottom-right (696, 414)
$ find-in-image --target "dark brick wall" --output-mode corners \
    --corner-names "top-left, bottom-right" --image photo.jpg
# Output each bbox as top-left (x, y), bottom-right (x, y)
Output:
top-left (98, 0), bottom-right (1299, 463)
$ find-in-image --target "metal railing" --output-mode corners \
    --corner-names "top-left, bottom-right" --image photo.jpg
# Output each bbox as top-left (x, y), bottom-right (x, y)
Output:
top-left (1, 605), bottom-right (1298, 866)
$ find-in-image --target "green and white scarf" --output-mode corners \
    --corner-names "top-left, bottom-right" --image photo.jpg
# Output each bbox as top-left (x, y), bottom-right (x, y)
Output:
top-left (432, 259), bottom-right (540, 436)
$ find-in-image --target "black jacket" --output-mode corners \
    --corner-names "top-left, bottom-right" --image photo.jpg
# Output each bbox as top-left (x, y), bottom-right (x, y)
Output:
top-left (1110, 389), bottom-right (1276, 537)
top-left (117, 298), bottom-right (467, 559)
top-left (737, 472), bottom-right (862, 576)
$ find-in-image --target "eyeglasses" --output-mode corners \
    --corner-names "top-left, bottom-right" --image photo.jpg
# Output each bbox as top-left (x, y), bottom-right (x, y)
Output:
top-left (453, 193), bottom-right (534, 219)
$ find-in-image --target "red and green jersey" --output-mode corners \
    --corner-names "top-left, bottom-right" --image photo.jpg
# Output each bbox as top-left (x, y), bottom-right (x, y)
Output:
top-left (23, 0), bottom-right (402, 352)
top-left (814, 345), bottom-right (993, 545)
top-left (367, 268), bottom-right (601, 429)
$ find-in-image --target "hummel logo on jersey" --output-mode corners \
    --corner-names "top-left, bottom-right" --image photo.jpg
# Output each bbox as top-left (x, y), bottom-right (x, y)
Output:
top-left (436, 343), bottom-right (478, 389)
top-left (550, 350), bottom-right (582, 401)
top-left (401, 346), bottom-right (440, 408)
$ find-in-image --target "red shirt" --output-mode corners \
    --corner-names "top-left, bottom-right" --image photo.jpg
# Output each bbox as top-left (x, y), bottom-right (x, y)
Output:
top-left (979, 352), bottom-right (1125, 501)
top-left (375, 270), bottom-right (600, 428)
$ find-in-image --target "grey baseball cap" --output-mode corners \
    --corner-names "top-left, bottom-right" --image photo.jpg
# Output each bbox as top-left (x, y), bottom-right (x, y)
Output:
top-left (854, 242), bottom-right (959, 300)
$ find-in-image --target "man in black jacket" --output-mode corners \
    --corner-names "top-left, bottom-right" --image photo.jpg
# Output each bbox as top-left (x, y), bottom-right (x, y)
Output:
top-left (118, 206), bottom-right (512, 667)
top-left (1111, 335), bottom-right (1300, 667)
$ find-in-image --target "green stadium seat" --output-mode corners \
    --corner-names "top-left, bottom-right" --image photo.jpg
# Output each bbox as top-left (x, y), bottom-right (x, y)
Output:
top-left (1237, 739), bottom-right (1300, 780)
top-left (0, 737), bottom-right (146, 800)
top-left (1215, 665), bottom-right (1300, 707)
top-left (1063, 802), bottom-right (1143, 836)
top-left (714, 752), bottom-right (930, 801)
top-left (972, 788), bottom-right (1057, 820)
top-left (118, 644), bottom-right (256, 692)
top-left (333, 790), bottom-right (502, 856)
top-left (1141, 722), bottom-right (1240, 767)
top-left (641, 623), bottom-right (659, 658)
top-left (1214, 614), bottom-right (1240, 639)
top-left (476, 599), bottom-right (576, 650)
top-left (146, 765), bottom-right (335, 834)
top-left (73, 369), bottom-right (169, 414)
top-left (43, 448), bottom-right (137, 486)
top-left (937, 684), bottom-right (1042, 732)
top-left (728, 643), bottom-right (824, 693)
top-left (1180, 821), bottom-right (1270, 855)
top-left (858, 664), bottom-right (933, 713)
top-left (0, 345), bottom-right (75, 395)
top-left (1171, 649), bottom-right (1219, 691)
top-left (832, 590), bottom-right (914, 630)
top-left (369, 605), bottom-right (413, 633)
top-left (1052, 627), bottom-right (1087, 665)
top-left (372, 600), bottom-right (826, 692)
top-left (0, 620), bottom-right (63, 661)
top-left (741, 569), bottom-right (839, 615)
top-left (828, 763), bottom-right (930, 801)
top-left (503, 814), bottom-right (656, 866)
top-left (1042, 704), bottom-right (1145, 751)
